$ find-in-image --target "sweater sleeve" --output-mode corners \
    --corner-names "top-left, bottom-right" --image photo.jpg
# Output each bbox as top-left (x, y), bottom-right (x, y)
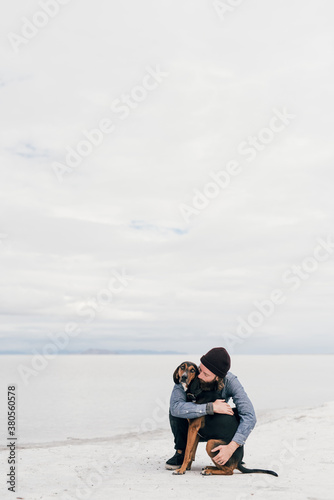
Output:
top-left (225, 374), bottom-right (257, 446)
top-left (169, 384), bottom-right (208, 419)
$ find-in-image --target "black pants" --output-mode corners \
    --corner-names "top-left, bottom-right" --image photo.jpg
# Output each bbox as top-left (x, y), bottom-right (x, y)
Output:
top-left (169, 412), bottom-right (207, 451)
top-left (169, 412), bottom-right (188, 450)
top-left (169, 408), bottom-right (241, 451)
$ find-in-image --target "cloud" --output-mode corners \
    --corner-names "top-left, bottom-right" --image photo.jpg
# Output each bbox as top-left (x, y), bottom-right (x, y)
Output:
top-left (1, 0), bottom-right (334, 353)
top-left (129, 220), bottom-right (187, 236)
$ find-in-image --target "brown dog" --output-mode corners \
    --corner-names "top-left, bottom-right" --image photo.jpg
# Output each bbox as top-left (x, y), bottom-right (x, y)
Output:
top-left (171, 361), bottom-right (278, 476)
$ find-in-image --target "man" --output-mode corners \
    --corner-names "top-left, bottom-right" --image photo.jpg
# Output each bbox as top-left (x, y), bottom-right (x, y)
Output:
top-left (165, 347), bottom-right (256, 469)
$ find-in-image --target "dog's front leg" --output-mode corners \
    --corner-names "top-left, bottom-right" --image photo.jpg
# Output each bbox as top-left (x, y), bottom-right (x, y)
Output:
top-left (191, 433), bottom-right (200, 462)
top-left (173, 418), bottom-right (202, 475)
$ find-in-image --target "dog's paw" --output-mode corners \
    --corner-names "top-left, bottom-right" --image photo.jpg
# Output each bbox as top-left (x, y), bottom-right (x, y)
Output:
top-left (201, 466), bottom-right (217, 475)
top-left (172, 469), bottom-right (185, 475)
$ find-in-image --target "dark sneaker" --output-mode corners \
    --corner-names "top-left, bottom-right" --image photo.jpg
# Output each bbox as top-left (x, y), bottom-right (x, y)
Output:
top-left (165, 451), bottom-right (185, 470)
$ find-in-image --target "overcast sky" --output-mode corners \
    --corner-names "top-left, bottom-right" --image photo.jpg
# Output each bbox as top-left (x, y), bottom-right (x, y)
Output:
top-left (1, 0), bottom-right (333, 354)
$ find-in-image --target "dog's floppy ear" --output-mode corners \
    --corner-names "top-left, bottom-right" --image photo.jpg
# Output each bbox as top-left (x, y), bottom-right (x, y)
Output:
top-left (173, 365), bottom-right (181, 384)
top-left (193, 364), bottom-right (199, 377)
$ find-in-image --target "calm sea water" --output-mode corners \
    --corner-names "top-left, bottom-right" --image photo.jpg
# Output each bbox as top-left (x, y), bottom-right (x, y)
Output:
top-left (0, 354), bottom-right (333, 445)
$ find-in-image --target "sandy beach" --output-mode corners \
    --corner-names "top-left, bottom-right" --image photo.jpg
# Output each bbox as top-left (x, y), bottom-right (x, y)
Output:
top-left (1, 355), bottom-right (333, 499)
top-left (1, 401), bottom-right (331, 500)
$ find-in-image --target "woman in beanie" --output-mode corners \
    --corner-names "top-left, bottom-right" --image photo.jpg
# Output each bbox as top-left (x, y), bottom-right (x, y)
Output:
top-left (166, 347), bottom-right (256, 469)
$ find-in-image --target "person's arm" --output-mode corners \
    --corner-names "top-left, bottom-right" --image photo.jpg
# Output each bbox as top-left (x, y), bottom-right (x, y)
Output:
top-left (225, 373), bottom-right (257, 446)
top-left (169, 383), bottom-right (210, 419)
top-left (211, 373), bottom-right (257, 465)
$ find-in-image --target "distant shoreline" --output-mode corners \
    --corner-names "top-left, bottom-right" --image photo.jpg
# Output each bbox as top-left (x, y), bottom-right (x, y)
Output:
top-left (0, 351), bottom-right (333, 355)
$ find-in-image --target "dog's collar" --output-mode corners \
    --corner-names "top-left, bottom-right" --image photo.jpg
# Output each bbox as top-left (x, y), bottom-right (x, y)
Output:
top-left (186, 378), bottom-right (203, 401)
top-left (186, 392), bottom-right (197, 402)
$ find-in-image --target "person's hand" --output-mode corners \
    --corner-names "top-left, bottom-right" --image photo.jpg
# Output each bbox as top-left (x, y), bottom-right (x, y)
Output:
top-left (211, 444), bottom-right (234, 466)
top-left (212, 399), bottom-right (234, 415)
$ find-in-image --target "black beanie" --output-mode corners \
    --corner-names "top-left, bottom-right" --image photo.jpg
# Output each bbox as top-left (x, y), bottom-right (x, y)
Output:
top-left (200, 347), bottom-right (231, 378)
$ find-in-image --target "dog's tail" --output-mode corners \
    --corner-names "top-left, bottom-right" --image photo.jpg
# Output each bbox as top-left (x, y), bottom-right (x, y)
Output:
top-left (237, 463), bottom-right (278, 477)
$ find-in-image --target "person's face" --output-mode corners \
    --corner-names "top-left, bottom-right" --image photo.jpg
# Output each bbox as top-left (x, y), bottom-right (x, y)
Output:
top-left (198, 363), bottom-right (217, 383)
